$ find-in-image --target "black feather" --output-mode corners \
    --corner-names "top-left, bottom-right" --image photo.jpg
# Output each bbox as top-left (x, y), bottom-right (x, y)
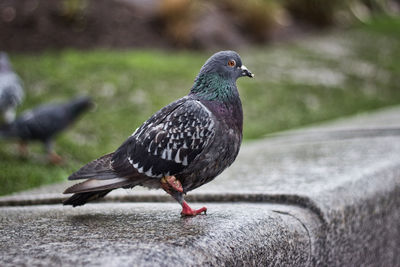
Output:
top-left (63, 190), bottom-right (112, 207)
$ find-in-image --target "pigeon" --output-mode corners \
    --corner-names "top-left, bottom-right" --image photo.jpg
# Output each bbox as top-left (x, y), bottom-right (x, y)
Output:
top-left (0, 52), bottom-right (24, 124)
top-left (63, 51), bottom-right (254, 216)
top-left (0, 96), bottom-right (93, 164)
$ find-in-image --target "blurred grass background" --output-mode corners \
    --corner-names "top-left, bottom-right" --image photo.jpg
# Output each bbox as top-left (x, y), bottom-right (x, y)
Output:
top-left (0, 0), bottom-right (399, 195)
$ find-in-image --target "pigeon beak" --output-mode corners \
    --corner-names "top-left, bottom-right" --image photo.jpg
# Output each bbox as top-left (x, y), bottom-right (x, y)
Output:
top-left (240, 65), bottom-right (254, 78)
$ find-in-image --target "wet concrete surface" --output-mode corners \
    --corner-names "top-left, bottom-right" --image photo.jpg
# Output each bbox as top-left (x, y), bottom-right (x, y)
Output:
top-left (1, 106), bottom-right (400, 266)
top-left (0, 203), bottom-right (317, 266)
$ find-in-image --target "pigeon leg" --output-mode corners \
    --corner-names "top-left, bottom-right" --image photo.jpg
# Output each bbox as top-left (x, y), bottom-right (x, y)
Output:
top-left (160, 175), bottom-right (207, 216)
top-left (44, 140), bottom-right (63, 165)
top-left (160, 176), bottom-right (183, 193)
top-left (18, 141), bottom-right (28, 158)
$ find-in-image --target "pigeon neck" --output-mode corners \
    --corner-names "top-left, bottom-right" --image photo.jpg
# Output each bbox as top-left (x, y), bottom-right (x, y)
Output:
top-left (190, 73), bottom-right (238, 103)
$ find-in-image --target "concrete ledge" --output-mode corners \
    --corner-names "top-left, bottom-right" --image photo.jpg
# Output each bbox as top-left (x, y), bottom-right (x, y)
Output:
top-left (0, 203), bottom-right (322, 266)
top-left (1, 106), bottom-right (400, 266)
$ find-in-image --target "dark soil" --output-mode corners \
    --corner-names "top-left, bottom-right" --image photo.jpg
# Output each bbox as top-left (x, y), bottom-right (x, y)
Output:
top-left (0, 0), bottom-right (313, 52)
top-left (0, 0), bottom-right (171, 52)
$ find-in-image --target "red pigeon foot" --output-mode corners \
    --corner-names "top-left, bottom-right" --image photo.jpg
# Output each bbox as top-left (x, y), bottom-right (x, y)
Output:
top-left (181, 201), bottom-right (207, 217)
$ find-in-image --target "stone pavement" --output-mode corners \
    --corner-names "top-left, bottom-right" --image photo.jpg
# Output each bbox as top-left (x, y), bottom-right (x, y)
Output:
top-left (1, 106), bottom-right (400, 266)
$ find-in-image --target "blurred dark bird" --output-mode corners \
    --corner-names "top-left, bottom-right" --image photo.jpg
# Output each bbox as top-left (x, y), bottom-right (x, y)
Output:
top-left (0, 52), bottom-right (24, 123)
top-left (0, 96), bottom-right (93, 164)
top-left (63, 51), bottom-right (254, 216)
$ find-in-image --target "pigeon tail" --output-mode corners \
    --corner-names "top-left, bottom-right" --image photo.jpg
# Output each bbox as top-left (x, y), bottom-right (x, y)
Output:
top-left (64, 152), bottom-right (137, 206)
top-left (64, 177), bottom-right (134, 193)
top-left (63, 190), bottom-right (112, 207)
top-left (63, 178), bottom-right (134, 206)
top-left (68, 153), bottom-right (117, 180)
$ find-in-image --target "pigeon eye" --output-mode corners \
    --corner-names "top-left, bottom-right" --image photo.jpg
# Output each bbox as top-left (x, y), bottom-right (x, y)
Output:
top-left (228, 59), bottom-right (236, 67)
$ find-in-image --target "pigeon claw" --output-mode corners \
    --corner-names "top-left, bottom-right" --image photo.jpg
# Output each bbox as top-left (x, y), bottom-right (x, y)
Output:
top-left (181, 201), bottom-right (207, 217)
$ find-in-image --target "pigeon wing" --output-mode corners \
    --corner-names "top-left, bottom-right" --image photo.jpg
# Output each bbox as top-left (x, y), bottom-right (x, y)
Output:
top-left (111, 97), bottom-right (216, 179)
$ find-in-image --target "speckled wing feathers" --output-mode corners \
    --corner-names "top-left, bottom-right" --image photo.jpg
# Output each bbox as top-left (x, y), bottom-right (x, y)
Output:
top-left (69, 153), bottom-right (116, 180)
top-left (112, 97), bottom-right (216, 179)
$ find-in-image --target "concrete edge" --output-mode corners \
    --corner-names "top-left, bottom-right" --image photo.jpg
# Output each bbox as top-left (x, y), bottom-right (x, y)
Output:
top-left (0, 192), bottom-right (327, 228)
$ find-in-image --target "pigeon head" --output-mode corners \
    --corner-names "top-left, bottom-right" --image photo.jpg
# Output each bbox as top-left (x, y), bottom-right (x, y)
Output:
top-left (67, 96), bottom-right (94, 117)
top-left (0, 52), bottom-right (12, 72)
top-left (198, 51), bottom-right (254, 80)
top-left (190, 51), bottom-right (253, 102)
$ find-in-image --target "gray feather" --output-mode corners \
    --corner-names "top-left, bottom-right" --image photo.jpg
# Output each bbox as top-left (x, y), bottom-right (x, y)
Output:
top-left (63, 177), bottom-right (132, 194)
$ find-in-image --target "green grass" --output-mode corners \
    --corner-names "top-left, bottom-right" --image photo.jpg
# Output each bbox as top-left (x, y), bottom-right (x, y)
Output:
top-left (1, 15), bottom-right (399, 195)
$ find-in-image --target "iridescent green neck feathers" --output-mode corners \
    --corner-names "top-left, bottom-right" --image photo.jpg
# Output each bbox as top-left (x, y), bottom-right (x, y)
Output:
top-left (190, 73), bottom-right (238, 102)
